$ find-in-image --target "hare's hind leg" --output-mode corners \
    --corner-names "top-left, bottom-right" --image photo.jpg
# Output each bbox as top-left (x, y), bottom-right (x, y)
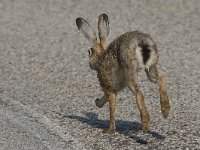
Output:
top-left (148, 65), bottom-right (170, 118)
top-left (158, 75), bottom-right (170, 118)
top-left (126, 72), bottom-right (150, 132)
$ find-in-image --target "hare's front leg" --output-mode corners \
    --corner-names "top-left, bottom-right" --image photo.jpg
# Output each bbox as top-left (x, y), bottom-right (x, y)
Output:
top-left (102, 92), bottom-right (116, 134)
top-left (148, 65), bottom-right (170, 118)
top-left (95, 95), bottom-right (108, 108)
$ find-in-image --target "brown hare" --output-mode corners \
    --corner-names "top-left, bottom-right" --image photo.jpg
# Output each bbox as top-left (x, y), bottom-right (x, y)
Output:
top-left (76, 14), bottom-right (170, 134)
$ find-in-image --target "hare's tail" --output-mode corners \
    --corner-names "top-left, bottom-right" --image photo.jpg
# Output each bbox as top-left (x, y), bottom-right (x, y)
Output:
top-left (136, 42), bottom-right (159, 83)
top-left (145, 68), bottom-right (157, 83)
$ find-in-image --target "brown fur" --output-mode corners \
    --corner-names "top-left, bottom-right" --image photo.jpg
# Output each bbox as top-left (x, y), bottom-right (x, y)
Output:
top-left (76, 14), bottom-right (170, 134)
top-left (94, 43), bottom-right (106, 54)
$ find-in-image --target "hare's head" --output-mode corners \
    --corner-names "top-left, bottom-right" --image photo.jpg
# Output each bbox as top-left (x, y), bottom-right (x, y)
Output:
top-left (76, 14), bottom-right (110, 70)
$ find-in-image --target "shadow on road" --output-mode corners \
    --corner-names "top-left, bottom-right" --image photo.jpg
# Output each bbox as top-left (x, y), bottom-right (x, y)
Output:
top-left (64, 112), bottom-right (166, 144)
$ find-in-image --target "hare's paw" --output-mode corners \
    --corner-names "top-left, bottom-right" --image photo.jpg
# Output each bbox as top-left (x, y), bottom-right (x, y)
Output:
top-left (161, 103), bottom-right (170, 118)
top-left (158, 76), bottom-right (170, 118)
top-left (102, 127), bottom-right (116, 134)
top-left (95, 98), bottom-right (103, 108)
top-left (95, 96), bottom-right (108, 108)
top-left (141, 113), bottom-right (150, 133)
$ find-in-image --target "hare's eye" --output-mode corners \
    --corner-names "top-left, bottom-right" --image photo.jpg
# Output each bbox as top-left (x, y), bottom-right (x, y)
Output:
top-left (88, 48), bottom-right (93, 56)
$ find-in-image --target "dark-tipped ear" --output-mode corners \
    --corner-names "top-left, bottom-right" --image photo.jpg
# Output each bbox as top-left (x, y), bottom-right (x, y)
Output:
top-left (76, 18), bottom-right (97, 45)
top-left (98, 14), bottom-right (110, 48)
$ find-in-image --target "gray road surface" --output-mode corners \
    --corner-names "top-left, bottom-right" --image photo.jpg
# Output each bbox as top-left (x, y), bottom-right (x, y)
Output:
top-left (0, 0), bottom-right (200, 149)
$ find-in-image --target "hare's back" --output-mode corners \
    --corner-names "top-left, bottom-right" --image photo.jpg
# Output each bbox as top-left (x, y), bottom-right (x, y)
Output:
top-left (109, 31), bottom-right (158, 70)
top-left (119, 31), bottom-right (156, 50)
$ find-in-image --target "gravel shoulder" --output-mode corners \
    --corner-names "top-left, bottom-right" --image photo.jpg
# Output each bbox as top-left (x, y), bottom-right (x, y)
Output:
top-left (0, 0), bottom-right (200, 149)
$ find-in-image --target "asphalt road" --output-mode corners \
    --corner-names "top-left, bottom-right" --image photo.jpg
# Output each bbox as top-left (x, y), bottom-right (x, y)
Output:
top-left (0, 0), bottom-right (200, 149)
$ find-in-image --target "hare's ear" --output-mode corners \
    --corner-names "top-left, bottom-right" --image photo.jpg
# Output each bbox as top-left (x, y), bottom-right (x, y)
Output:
top-left (76, 18), bottom-right (97, 45)
top-left (98, 14), bottom-right (110, 47)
